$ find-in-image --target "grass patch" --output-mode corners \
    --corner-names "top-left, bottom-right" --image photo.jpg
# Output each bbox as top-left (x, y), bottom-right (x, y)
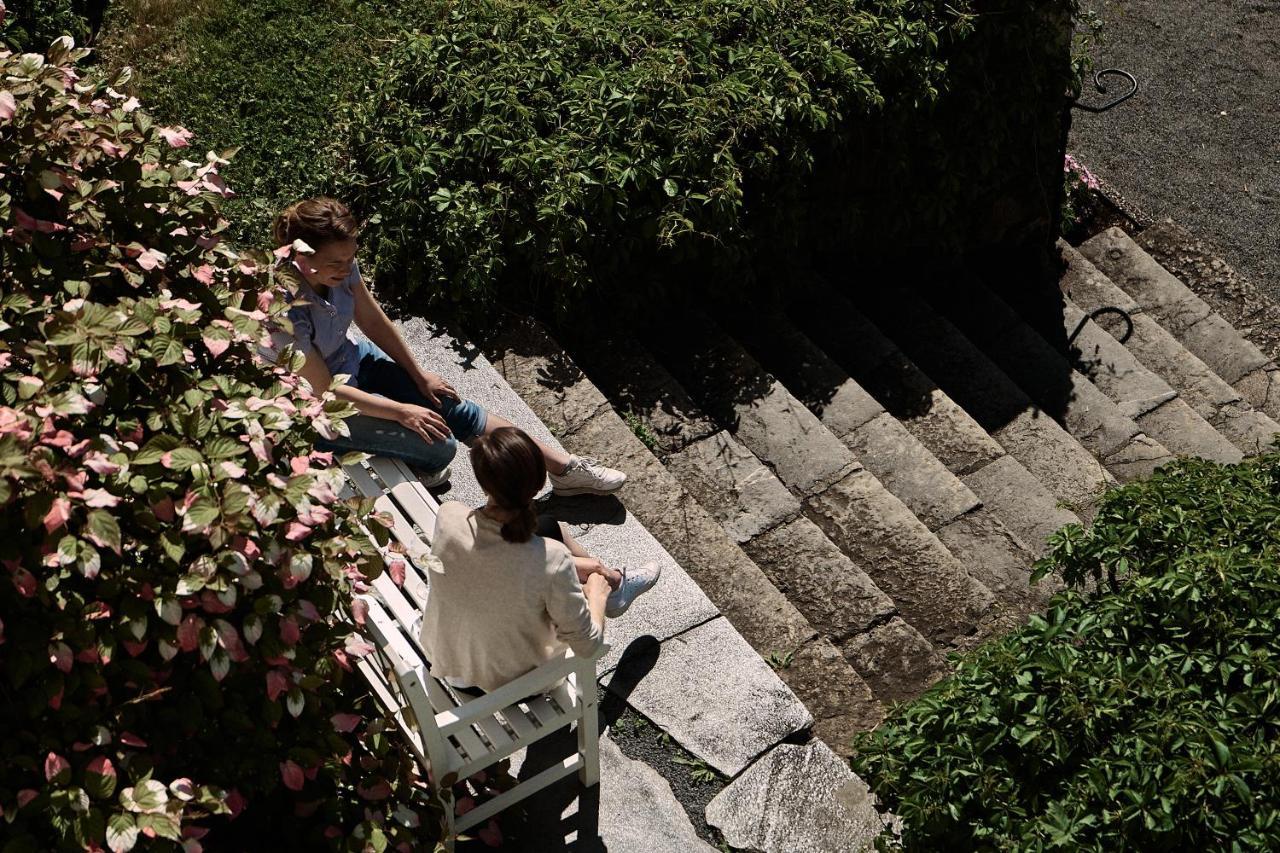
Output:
top-left (96, 0), bottom-right (403, 247)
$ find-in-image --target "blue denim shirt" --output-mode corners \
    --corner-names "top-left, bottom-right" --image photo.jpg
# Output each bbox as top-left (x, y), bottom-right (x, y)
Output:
top-left (285, 260), bottom-right (364, 385)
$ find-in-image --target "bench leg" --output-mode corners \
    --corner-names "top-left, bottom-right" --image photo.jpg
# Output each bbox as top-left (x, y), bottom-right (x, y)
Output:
top-left (577, 671), bottom-right (601, 787)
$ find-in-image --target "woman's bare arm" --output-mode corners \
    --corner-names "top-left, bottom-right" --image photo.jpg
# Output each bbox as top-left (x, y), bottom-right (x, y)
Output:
top-left (351, 276), bottom-right (458, 405)
top-left (297, 350), bottom-right (450, 442)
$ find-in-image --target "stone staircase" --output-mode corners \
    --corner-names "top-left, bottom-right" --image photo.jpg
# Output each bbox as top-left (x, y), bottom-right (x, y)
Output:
top-left (393, 218), bottom-right (1280, 852)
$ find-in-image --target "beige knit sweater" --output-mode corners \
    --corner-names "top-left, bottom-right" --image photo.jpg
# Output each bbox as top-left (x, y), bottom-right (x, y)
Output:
top-left (419, 501), bottom-right (604, 692)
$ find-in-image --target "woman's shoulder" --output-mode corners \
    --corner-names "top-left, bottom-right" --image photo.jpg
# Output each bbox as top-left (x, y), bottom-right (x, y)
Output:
top-left (435, 500), bottom-right (471, 525)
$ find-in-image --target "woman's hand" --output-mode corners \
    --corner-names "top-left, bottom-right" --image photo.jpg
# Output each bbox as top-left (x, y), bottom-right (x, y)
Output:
top-left (584, 573), bottom-right (611, 603)
top-left (414, 371), bottom-right (460, 407)
top-left (395, 402), bottom-right (452, 444)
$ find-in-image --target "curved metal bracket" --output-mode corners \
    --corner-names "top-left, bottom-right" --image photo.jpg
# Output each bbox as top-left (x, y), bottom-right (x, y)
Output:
top-left (1071, 69), bottom-right (1139, 113)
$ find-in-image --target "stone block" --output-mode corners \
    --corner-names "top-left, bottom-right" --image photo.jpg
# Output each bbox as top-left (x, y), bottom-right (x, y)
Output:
top-left (794, 290), bottom-right (1005, 475)
top-left (961, 454), bottom-right (1081, 555)
top-left (780, 640), bottom-right (886, 755)
top-left (846, 412), bottom-right (979, 530)
top-left (742, 516), bottom-right (895, 639)
top-left (568, 413), bottom-right (817, 656)
top-left (1063, 299), bottom-right (1178, 418)
top-left (1059, 240), bottom-right (1142, 316)
top-left (1081, 228), bottom-right (1210, 327)
top-left (1099, 433), bottom-right (1175, 483)
top-left (1136, 220), bottom-right (1280, 363)
top-left (803, 469), bottom-right (996, 647)
top-left (1210, 402), bottom-right (1280, 456)
top-left (1135, 399), bottom-right (1241, 464)
top-left (1234, 367), bottom-right (1280, 423)
top-left (573, 519), bottom-right (719, 676)
top-left (597, 737), bottom-right (719, 853)
top-left (665, 432), bottom-right (801, 543)
top-left (568, 335), bottom-right (720, 455)
top-left (990, 408), bottom-right (1113, 515)
top-left (840, 617), bottom-right (949, 706)
top-left (935, 508), bottom-right (1046, 611)
top-left (888, 379), bottom-right (1006, 476)
top-left (1118, 314), bottom-right (1242, 419)
top-left (1081, 228), bottom-right (1275, 391)
top-left (1176, 314), bottom-right (1273, 386)
top-left (603, 616), bottom-right (813, 776)
top-left (732, 380), bottom-right (861, 497)
top-left (483, 320), bottom-right (612, 440)
top-left (728, 310), bottom-right (886, 437)
top-left (706, 741), bottom-right (890, 853)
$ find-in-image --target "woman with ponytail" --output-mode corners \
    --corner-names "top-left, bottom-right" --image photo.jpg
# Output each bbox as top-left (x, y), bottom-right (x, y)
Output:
top-left (420, 428), bottom-right (659, 693)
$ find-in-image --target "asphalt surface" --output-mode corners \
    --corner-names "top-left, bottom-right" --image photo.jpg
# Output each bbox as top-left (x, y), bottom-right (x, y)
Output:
top-left (1068, 0), bottom-right (1280, 299)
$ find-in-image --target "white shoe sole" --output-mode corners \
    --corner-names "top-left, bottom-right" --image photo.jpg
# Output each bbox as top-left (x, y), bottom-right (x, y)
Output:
top-left (550, 480), bottom-right (626, 497)
top-left (415, 466), bottom-right (452, 489)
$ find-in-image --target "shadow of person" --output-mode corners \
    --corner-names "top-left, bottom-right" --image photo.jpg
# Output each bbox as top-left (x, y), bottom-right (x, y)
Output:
top-left (535, 493), bottom-right (627, 528)
top-left (492, 636), bottom-right (661, 852)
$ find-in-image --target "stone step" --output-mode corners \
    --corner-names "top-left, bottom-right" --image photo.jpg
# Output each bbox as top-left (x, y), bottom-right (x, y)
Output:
top-left (723, 309), bottom-right (1046, 613)
top-left (1081, 227), bottom-right (1280, 423)
top-left (1135, 219), bottom-right (1280, 364)
top-left (643, 312), bottom-right (1002, 649)
top-left (843, 284), bottom-right (1114, 520)
top-left (1060, 296), bottom-right (1242, 464)
top-left (794, 288), bottom-right (1081, 556)
top-left (706, 739), bottom-right (893, 853)
top-left (926, 281), bottom-right (1177, 482)
top-left (482, 317), bottom-right (885, 752)
top-left (1059, 242), bottom-right (1280, 455)
top-left (565, 332), bottom-right (949, 703)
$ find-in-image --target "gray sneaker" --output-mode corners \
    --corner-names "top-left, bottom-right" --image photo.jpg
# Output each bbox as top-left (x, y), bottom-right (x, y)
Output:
top-left (605, 561), bottom-right (661, 618)
top-left (549, 455), bottom-right (626, 496)
top-left (411, 464), bottom-right (451, 489)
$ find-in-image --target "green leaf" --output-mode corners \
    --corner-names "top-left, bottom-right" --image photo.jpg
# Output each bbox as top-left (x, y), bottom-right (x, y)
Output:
top-left (105, 812), bottom-right (137, 853)
top-left (135, 812), bottom-right (181, 843)
top-left (85, 510), bottom-right (122, 555)
top-left (165, 446), bottom-right (204, 470)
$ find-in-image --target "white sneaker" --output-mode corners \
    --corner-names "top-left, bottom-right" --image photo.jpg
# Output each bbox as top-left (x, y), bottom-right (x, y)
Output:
top-left (605, 561), bottom-right (661, 618)
top-left (549, 455), bottom-right (626, 496)
top-left (412, 465), bottom-right (451, 489)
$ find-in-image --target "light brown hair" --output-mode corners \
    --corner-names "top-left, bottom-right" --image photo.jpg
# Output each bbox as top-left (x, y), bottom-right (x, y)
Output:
top-left (272, 197), bottom-right (359, 250)
top-left (471, 427), bottom-right (546, 543)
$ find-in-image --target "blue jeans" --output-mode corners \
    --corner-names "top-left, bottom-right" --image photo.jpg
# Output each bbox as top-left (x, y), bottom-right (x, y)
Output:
top-left (317, 340), bottom-right (487, 474)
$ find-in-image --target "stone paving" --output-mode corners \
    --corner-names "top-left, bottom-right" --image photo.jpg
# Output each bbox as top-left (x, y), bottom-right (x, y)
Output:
top-left (1060, 242), bottom-right (1280, 455)
top-left (1082, 228), bottom-right (1280, 423)
top-left (362, 218), bottom-right (1280, 851)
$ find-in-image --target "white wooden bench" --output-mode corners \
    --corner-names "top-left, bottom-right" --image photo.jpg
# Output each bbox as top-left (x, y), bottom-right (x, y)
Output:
top-left (342, 456), bottom-right (605, 849)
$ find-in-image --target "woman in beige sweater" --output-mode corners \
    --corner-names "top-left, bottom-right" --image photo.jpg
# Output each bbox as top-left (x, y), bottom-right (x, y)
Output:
top-left (420, 427), bottom-right (659, 692)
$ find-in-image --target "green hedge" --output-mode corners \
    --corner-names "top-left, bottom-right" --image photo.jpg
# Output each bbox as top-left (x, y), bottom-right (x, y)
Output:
top-left (92, 0), bottom-right (404, 248)
top-left (0, 0), bottom-right (102, 52)
top-left (344, 0), bottom-right (965, 307)
top-left (852, 453), bottom-right (1280, 850)
top-left (345, 0), bottom-right (1076, 315)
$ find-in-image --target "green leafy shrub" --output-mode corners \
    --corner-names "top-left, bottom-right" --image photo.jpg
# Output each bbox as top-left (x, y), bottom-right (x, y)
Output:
top-left (345, 0), bottom-right (972, 309)
top-left (0, 0), bottom-right (102, 52)
top-left (0, 38), bottom-right (446, 851)
top-left (852, 453), bottom-right (1280, 850)
top-left (95, 0), bottom-right (407, 249)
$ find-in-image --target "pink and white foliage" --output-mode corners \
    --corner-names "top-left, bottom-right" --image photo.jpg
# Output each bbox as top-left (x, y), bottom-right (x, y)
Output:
top-left (0, 39), bottom-right (444, 853)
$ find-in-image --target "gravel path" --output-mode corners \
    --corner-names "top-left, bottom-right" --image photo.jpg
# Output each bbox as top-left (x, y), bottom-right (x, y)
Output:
top-left (1069, 0), bottom-right (1280, 299)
